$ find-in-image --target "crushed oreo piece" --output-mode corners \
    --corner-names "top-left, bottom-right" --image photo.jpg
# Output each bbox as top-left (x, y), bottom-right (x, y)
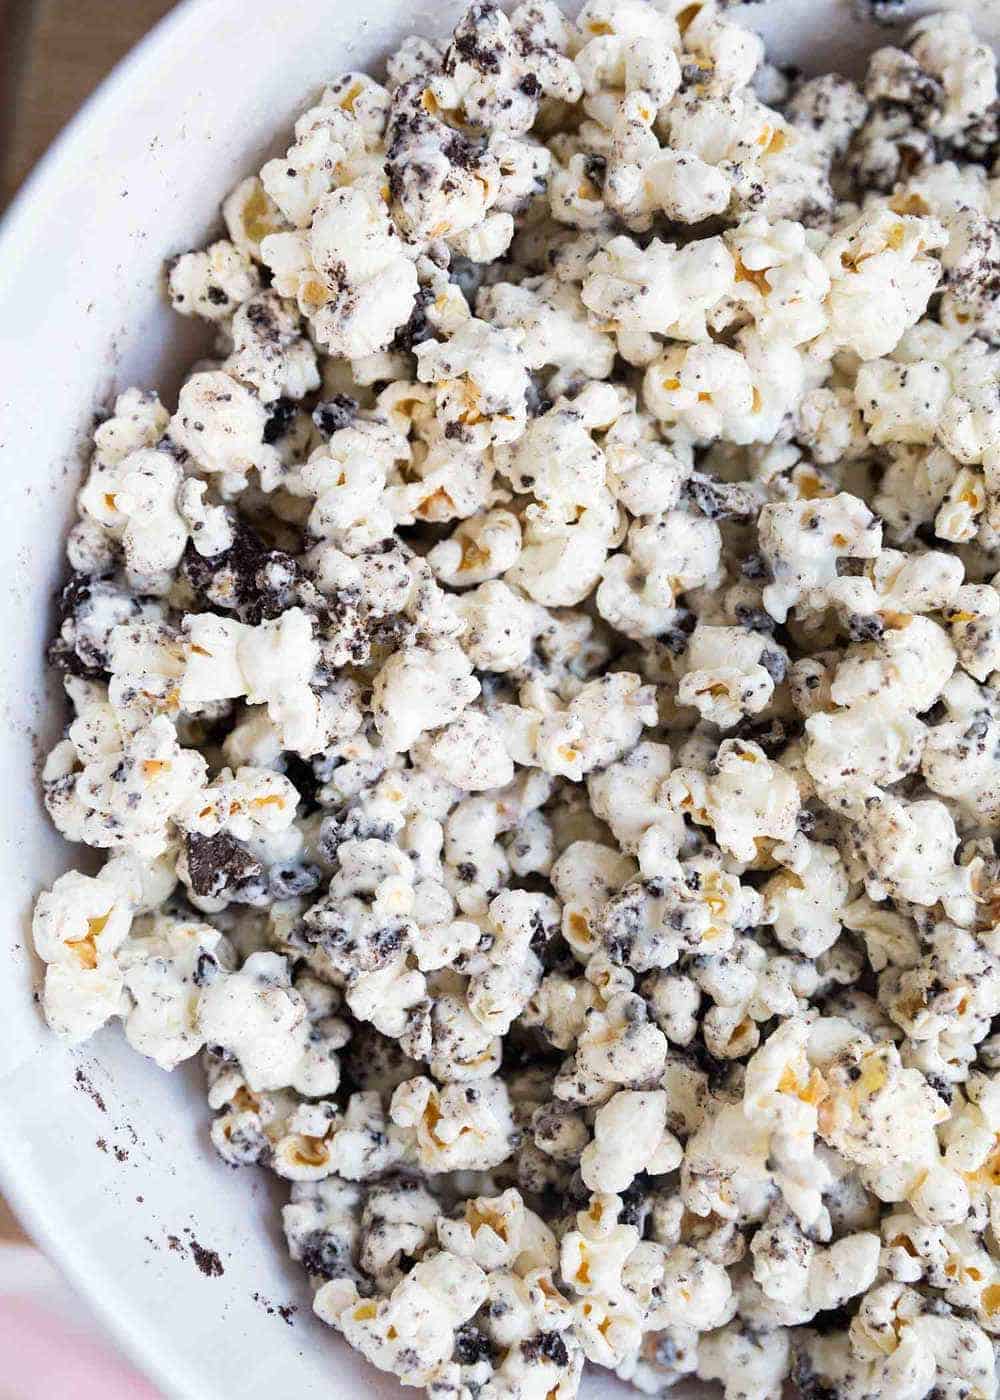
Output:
top-left (181, 522), bottom-right (299, 624)
top-left (262, 396), bottom-right (298, 444)
top-left (185, 831), bottom-right (263, 899)
top-left (48, 575), bottom-right (153, 679)
top-left (312, 394), bottom-right (359, 438)
top-left (392, 284), bottom-right (437, 352)
top-left (684, 472), bottom-right (759, 522)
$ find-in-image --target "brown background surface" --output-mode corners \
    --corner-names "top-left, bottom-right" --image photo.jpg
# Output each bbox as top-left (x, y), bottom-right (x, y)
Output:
top-left (0, 1198), bottom-right (24, 1243)
top-left (1, 0), bottom-right (177, 1240)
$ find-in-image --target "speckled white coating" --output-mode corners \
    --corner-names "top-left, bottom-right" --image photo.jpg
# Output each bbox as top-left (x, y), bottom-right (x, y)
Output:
top-left (0, 4), bottom-right (998, 1400)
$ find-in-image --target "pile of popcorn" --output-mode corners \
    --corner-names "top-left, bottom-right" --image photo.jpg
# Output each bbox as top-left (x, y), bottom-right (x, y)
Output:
top-left (32, 1), bottom-right (1000, 1395)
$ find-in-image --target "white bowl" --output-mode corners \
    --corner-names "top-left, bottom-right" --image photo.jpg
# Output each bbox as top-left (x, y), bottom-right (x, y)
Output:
top-left (1, 2), bottom-right (996, 1395)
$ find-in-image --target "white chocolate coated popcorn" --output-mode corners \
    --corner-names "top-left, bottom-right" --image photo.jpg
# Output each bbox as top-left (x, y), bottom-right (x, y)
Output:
top-left (32, 4), bottom-right (1000, 1400)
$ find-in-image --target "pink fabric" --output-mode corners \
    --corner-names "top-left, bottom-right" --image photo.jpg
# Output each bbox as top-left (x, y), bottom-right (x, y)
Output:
top-left (0, 1295), bottom-right (161, 1399)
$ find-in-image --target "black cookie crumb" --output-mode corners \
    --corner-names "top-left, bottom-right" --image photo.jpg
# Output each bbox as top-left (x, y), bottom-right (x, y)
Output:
top-left (185, 831), bottom-right (263, 899)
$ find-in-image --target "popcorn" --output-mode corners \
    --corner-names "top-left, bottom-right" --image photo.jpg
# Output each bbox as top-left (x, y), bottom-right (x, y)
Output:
top-left (871, 11), bottom-right (998, 139)
top-left (582, 233), bottom-right (736, 365)
top-left (494, 386), bottom-right (621, 530)
top-left (91, 387), bottom-right (169, 467)
top-left (432, 4), bottom-right (578, 134)
top-left (456, 888), bottom-right (556, 1039)
top-left (762, 841), bottom-right (848, 959)
top-left (181, 608), bottom-right (330, 756)
top-left (664, 88), bottom-right (825, 224)
top-left (208, 1069), bottom-right (298, 1168)
top-left (875, 442), bottom-right (960, 542)
top-left (44, 706), bottom-right (207, 859)
top-left (846, 793), bottom-right (974, 923)
top-left (393, 453), bottom-right (496, 535)
top-left (819, 208), bottom-right (947, 361)
top-left (360, 1174), bottom-right (440, 1286)
top-left (551, 839), bottom-right (636, 961)
top-left (445, 769), bottom-right (554, 916)
top-left (722, 216), bottom-right (830, 346)
top-left (879, 924), bottom-right (997, 1097)
top-left (561, 1193), bottom-right (642, 1298)
top-left (429, 511), bottom-right (523, 589)
top-left (805, 703), bottom-right (927, 814)
top-left (682, 5), bottom-right (764, 97)
top-left (677, 623), bottom-right (786, 729)
top-left (316, 1249), bottom-right (488, 1387)
top-left (665, 739), bottom-right (800, 865)
top-left (170, 370), bottom-right (280, 493)
top-left (829, 615), bottom-right (956, 715)
top-left (561, 992), bottom-right (669, 1100)
top-left (455, 580), bottom-right (536, 673)
top-left (597, 508), bottom-right (721, 640)
top-left (223, 176), bottom-right (285, 260)
top-left (799, 1284), bottom-right (996, 1400)
top-left (758, 491), bottom-right (882, 623)
top-left (416, 318), bottom-right (530, 450)
top-left (283, 1175), bottom-right (366, 1286)
top-left (922, 676), bottom-right (1000, 826)
top-left (788, 72), bottom-right (868, 157)
top-left (599, 855), bottom-right (762, 973)
top-left (413, 709), bottom-right (513, 792)
top-left (754, 1216), bottom-right (880, 1328)
top-left (118, 912), bottom-right (233, 1069)
top-left (384, 84), bottom-right (535, 259)
top-left (78, 447), bottom-right (189, 592)
top-left (696, 939), bottom-right (821, 1065)
top-left (939, 210), bottom-right (1000, 345)
top-left (549, 151), bottom-right (614, 233)
top-left (643, 330), bottom-right (807, 446)
top-left (579, 1090), bottom-right (681, 1193)
top-left (437, 1187), bottom-right (555, 1273)
top-left (587, 741), bottom-right (683, 873)
top-left (510, 506), bottom-right (619, 608)
top-left (176, 479), bottom-right (234, 558)
top-left (598, 90), bottom-right (730, 231)
top-left (855, 357), bottom-right (951, 447)
top-left (271, 1089), bottom-right (404, 1182)
top-left (603, 414), bottom-right (691, 517)
top-left (258, 80), bottom-right (385, 229)
top-left (938, 336), bottom-right (1000, 475)
top-left (696, 1320), bottom-right (791, 1400)
top-left (197, 951), bottom-right (347, 1094)
top-left (574, 0), bottom-right (682, 106)
top-left (390, 1075), bottom-right (516, 1172)
top-left (262, 184), bottom-right (418, 358)
top-left (795, 384), bottom-right (870, 466)
top-left (624, 1238), bottom-right (734, 1333)
top-left (830, 547), bottom-right (965, 622)
top-left (224, 291), bottom-right (320, 404)
top-left (809, 1026), bottom-right (952, 1208)
top-left (32, 866), bottom-right (136, 1043)
top-left (296, 419), bottom-right (408, 551)
top-left (175, 763), bottom-right (304, 907)
top-left (372, 642), bottom-right (480, 753)
top-left (167, 239), bottom-right (260, 321)
top-left (477, 276), bottom-right (616, 390)
top-left (496, 672), bottom-right (657, 781)
top-left (34, 6), bottom-right (1000, 1399)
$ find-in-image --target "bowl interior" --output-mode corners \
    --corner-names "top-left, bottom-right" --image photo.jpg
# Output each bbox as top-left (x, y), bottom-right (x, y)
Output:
top-left (0, 1), bottom-right (995, 1396)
